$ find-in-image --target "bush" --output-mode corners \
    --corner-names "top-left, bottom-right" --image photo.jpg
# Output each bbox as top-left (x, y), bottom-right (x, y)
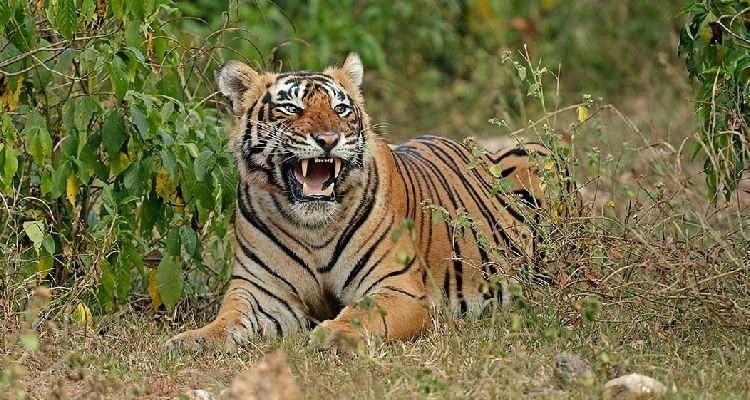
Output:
top-left (679, 0), bottom-right (750, 202)
top-left (0, 0), bottom-right (235, 316)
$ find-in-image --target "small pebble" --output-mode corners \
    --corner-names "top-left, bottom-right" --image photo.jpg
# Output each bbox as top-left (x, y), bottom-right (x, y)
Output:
top-left (604, 373), bottom-right (667, 399)
top-left (553, 352), bottom-right (594, 387)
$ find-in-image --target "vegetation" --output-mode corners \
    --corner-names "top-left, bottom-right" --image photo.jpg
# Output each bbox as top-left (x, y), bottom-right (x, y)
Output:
top-left (1, 0), bottom-right (748, 398)
top-left (678, 0), bottom-right (750, 201)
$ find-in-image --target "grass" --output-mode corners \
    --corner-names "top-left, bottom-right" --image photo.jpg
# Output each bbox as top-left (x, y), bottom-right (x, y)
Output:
top-left (3, 305), bottom-right (749, 399)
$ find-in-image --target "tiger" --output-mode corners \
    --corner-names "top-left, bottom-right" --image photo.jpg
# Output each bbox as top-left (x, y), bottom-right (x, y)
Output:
top-left (166, 53), bottom-right (569, 351)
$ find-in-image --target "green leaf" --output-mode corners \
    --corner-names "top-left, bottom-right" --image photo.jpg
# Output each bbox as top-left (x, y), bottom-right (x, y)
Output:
top-left (55, 49), bottom-right (75, 75)
top-left (28, 130), bottom-right (52, 167)
top-left (81, 0), bottom-right (96, 25)
top-left (3, 145), bottom-right (18, 187)
top-left (160, 150), bottom-right (177, 180)
top-left (23, 220), bottom-right (44, 249)
top-left (110, 0), bottom-right (123, 19)
top-left (123, 158), bottom-right (146, 194)
top-left (98, 259), bottom-right (116, 312)
top-left (156, 255), bottom-right (183, 311)
top-left (498, 177), bottom-right (515, 193)
top-left (193, 150), bottom-right (215, 181)
top-left (51, 162), bottom-right (71, 199)
top-left (125, 245), bottom-right (146, 282)
top-left (179, 225), bottom-right (198, 258)
top-left (390, 228), bottom-right (402, 243)
top-left (395, 247), bottom-right (410, 266)
top-left (102, 110), bottom-right (126, 157)
top-left (114, 255), bottom-right (132, 305)
top-left (139, 192), bottom-right (163, 237)
top-left (130, 105), bottom-right (150, 139)
top-left (161, 101), bottom-right (175, 123)
top-left (107, 54), bottom-right (128, 101)
top-left (42, 234), bottom-right (56, 255)
top-left (40, 168), bottom-right (52, 195)
top-left (57, 0), bottom-right (77, 41)
top-left (165, 228), bottom-right (181, 257)
top-left (0, 0), bottom-right (11, 28)
top-left (73, 96), bottom-right (95, 131)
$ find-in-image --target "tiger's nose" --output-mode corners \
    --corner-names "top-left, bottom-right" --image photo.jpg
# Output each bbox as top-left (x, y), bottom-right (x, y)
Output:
top-left (314, 132), bottom-right (340, 150)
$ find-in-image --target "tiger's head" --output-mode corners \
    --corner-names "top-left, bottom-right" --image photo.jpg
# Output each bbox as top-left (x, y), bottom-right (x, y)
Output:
top-left (216, 53), bottom-right (372, 227)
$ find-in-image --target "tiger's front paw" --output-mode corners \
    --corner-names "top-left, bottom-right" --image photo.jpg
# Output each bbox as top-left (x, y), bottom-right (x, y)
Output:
top-left (308, 320), bottom-right (364, 352)
top-left (166, 319), bottom-right (247, 353)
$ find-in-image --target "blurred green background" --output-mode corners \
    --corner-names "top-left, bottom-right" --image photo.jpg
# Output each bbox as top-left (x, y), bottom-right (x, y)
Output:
top-left (177, 0), bottom-right (692, 142)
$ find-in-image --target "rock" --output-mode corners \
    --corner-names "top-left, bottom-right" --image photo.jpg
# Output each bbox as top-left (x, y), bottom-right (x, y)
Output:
top-left (553, 352), bottom-right (593, 388)
top-left (604, 373), bottom-right (667, 399)
top-left (218, 351), bottom-right (302, 400)
top-left (183, 390), bottom-right (215, 400)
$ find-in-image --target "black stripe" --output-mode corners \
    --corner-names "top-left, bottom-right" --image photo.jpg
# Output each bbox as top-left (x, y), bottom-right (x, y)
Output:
top-left (355, 250), bottom-right (390, 291)
top-left (230, 274), bottom-right (298, 334)
top-left (381, 285), bottom-right (424, 300)
top-left (363, 256), bottom-right (417, 295)
top-left (318, 162), bottom-right (379, 273)
top-left (343, 215), bottom-right (393, 288)
top-left (237, 185), bottom-right (318, 282)
top-left (235, 229), bottom-right (300, 296)
top-left (228, 284), bottom-right (278, 336)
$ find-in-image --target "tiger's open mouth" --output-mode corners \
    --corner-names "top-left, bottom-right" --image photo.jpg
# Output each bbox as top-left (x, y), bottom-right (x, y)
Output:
top-left (286, 157), bottom-right (343, 202)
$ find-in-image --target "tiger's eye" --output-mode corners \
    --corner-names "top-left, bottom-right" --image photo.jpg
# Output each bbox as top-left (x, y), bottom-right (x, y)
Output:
top-left (334, 104), bottom-right (349, 115)
top-left (279, 105), bottom-right (302, 115)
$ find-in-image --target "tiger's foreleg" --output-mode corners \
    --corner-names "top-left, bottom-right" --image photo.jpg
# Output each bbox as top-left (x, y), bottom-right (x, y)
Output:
top-left (310, 265), bottom-right (431, 348)
top-left (166, 278), bottom-right (305, 352)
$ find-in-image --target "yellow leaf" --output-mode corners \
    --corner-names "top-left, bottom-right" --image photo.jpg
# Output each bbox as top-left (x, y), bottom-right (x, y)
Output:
top-left (155, 168), bottom-right (174, 200)
top-left (72, 302), bottom-right (93, 331)
top-left (148, 269), bottom-right (162, 311)
top-left (0, 76), bottom-right (23, 111)
top-left (539, 181), bottom-right (547, 192)
top-left (93, 0), bottom-right (106, 22)
top-left (542, 0), bottom-right (554, 10)
top-left (37, 255), bottom-right (53, 283)
top-left (544, 159), bottom-right (555, 170)
top-left (66, 174), bottom-right (78, 208)
top-left (110, 151), bottom-right (131, 175)
top-left (577, 106), bottom-right (588, 123)
top-left (607, 199), bottom-right (616, 208)
top-left (173, 195), bottom-right (185, 214)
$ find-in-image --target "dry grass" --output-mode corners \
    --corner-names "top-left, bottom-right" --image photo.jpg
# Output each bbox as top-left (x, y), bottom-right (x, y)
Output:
top-left (2, 306), bottom-right (749, 399)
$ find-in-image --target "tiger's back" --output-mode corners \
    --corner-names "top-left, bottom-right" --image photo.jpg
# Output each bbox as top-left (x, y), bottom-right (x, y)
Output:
top-left (385, 136), bottom-right (550, 313)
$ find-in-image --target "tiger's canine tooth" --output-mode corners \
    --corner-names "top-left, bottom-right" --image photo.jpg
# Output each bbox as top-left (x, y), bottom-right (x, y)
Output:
top-left (301, 159), bottom-right (309, 177)
top-left (321, 184), bottom-right (334, 197)
top-left (302, 182), bottom-right (311, 196)
top-left (334, 158), bottom-right (341, 177)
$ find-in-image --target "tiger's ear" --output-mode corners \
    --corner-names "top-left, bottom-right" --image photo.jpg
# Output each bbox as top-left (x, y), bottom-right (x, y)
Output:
top-left (216, 60), bottom-right (259, 116)
top-left (341, 53), bottom-right (363, 88)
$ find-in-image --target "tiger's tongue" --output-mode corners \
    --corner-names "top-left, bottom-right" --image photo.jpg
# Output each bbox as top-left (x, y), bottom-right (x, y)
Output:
top-left (294, 163), bottom-right (330, 192)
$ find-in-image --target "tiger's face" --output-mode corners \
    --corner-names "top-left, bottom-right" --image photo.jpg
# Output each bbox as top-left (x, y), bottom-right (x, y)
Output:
top-left (217, 54), bottom-right (371, 227)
